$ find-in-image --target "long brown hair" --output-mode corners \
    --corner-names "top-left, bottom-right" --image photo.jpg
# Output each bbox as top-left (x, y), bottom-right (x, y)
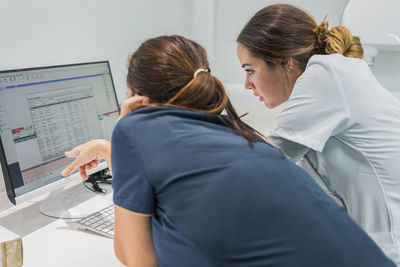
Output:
top-left (237, 4), bottom-right (363, 71)
top-left (127, 35), bottom-right (268, 146)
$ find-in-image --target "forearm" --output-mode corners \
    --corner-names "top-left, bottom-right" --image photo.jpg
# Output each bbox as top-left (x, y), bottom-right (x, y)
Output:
top-left (114, 205), bottom-right (158, 267)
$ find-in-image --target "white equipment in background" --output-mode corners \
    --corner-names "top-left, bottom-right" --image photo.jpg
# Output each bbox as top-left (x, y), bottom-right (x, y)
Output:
top-left (342, 0), bottom-right (400, 67)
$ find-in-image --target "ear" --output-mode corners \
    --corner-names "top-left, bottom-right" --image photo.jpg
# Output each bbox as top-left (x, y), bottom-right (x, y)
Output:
top-left (134, 94), bottom-right (151, 104)
top-left (282, 58), bottom-right (294, 72)
top-left (126, 87), bottom-right (134, 97)
top-left (142, 96), bottom-right (150, 104)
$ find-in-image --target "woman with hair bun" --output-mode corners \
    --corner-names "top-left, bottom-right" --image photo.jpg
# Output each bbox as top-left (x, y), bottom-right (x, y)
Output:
top-left (237, 3), bottom-right (400, 264)
top-left (61, 35), bottom-right (396, 266)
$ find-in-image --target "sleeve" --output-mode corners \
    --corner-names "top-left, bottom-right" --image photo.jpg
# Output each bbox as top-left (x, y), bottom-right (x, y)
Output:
top-left (111, 121), bottom-right (155, 215)
top-left (268, 135), bottom-right (309, 162)
top-left (270, 62), bottom-right (351, 152)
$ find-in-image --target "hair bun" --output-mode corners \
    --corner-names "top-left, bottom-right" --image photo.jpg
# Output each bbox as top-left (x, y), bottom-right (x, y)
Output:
top-left (313, 21), bottom-right (329, 53)
top-left (313, 22), bottom-right (363, 58)
top-left (325, 26), bottom-right (363, 58)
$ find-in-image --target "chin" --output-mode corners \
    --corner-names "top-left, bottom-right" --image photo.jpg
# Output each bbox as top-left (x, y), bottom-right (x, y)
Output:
top-left (264, 101), bottom-right (275, 109)
top-left (265, 99), bottom-right (287, 109)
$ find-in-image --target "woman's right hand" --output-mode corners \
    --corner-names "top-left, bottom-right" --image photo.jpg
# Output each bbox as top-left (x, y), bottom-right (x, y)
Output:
top-left (61, 139), bottom-right (111, 180)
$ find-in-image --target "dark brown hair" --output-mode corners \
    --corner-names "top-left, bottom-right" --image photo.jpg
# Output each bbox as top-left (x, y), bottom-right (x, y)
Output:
top-left (127, 35), bottom-right (268, 146)
top-left (237, 4), bottom-right (363, 71)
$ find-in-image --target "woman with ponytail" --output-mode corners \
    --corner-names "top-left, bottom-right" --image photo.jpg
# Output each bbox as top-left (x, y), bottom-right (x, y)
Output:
top-left (237, 4), bottom-right (400, 264)
top-left (62, 35), bottom-right (395, 266)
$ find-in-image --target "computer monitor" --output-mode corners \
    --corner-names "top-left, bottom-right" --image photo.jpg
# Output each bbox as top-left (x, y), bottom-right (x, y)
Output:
top-left (0, 61), bottom-right (119, 218)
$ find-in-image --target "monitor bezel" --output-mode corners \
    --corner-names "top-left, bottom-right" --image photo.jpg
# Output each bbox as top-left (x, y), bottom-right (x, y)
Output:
top-left (0, 60), bottom-right (120, 206)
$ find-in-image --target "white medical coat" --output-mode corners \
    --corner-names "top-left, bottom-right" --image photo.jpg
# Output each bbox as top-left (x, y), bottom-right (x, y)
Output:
top-left (269, 54), bottom-right (400, 265)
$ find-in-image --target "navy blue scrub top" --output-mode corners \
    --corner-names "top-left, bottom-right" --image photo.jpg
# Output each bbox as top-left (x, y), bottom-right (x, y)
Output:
top-left (111, 106), bottom-right (395, 267)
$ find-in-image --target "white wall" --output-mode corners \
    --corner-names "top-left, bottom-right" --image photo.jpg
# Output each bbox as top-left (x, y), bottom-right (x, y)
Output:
top-left (0, 0), bottom-right (192, 103)
top-left (374, 51), bottom-right (400, 93)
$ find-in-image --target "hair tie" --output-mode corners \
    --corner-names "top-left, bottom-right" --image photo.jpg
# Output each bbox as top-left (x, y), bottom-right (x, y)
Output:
top-left (313, 21), bottom-right (329, 36)
top-left (194, 68), bottom-right (209, 77)
top-left (313, 21), bottom-right (329, 51)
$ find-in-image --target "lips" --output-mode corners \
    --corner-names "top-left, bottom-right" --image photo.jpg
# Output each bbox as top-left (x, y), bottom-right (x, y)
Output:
top-left (252, 91), bottom-right (263, 101)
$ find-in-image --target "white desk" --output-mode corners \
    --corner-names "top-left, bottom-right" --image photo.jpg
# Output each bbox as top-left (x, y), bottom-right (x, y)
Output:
top-left (0, 182), bottom-right (121, 267)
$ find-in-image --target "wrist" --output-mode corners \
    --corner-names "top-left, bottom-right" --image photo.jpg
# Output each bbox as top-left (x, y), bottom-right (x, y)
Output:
top-left (93, 139), bottom-right (111, 158)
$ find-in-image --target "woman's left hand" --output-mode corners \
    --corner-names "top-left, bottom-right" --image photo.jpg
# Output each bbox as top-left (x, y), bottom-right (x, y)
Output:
top-left (118, 95), bottom-right (150, 122)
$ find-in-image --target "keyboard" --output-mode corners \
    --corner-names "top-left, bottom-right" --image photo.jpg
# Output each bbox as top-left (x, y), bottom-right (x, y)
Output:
top-left (76, 204), bottom-right (114, 238)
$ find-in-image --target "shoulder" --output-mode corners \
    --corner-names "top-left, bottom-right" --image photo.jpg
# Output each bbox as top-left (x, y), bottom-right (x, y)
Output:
top-left (303, 54), bottom-right (368, 81)
top-left (116, 106), bottom-right (165, 127)
top-left (273, 55), bottom-right (353, 151)
top-left (115, 105), bottom-right (230, 140)
top-left (307, 53), bottom-right (364, 68)
top-left (294, 54), bottom-right (364, 97)
top-left (112, 105), bottom-right (236, 155)
top-left (298, 54), bottom-right (339, 84)
top-left (117, 106), bottom-right (221, 127)
top-left (114, 106), bottom-right (184, 134)
top-left (292, 55), bottom-right (342, 100)
top-left (111, 107), bottom-right (164, 147)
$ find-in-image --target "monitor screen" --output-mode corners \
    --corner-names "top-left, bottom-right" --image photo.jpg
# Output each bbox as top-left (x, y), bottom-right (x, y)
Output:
top-left (0, 61), bottom-right (119, 206)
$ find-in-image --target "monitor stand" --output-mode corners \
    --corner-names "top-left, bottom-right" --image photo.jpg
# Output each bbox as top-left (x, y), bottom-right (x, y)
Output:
top-left (39, 188), bottom-right (112, 219)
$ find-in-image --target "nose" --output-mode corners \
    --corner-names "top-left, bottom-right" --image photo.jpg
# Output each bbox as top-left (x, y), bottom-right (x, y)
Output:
top-left (244, 76), bottom-right (254, 90)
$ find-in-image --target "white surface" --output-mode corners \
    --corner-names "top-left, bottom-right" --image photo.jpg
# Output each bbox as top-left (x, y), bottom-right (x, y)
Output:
top-left (392, 91), bottom-right (400, 100)
top-left (22, 219), bottom-right (119, 267)
top-left (342, 0), bottom-right (400, 94)
top-left (342, 0), bottom-right (400, 50)
top-left (0, 182), bottom-right (119, 267)
top-left (373, 51), bottom-right (400, 93)
top-left (0, 224), bottom-right (20, 243)
top-left (40, 191), bottom-right (112, 219)
top-left (342, 0), bottom-right (400, 93)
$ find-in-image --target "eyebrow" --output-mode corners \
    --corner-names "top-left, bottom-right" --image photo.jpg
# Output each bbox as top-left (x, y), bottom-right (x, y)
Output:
top-left (241, 63), bottom-right (251, 68)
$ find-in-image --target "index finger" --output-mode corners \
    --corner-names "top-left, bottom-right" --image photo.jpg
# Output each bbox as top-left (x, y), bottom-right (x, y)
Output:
top-left (61, 158), bottom-right (81, 177)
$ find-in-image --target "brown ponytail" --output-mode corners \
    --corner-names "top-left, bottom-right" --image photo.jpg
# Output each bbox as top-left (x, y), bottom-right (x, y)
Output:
top-left (127, 35), bottom-right (268, 146)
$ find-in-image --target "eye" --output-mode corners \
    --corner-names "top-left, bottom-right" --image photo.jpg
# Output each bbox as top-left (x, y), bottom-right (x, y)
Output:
top-left (244, 69), bottom-right (254, 75)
